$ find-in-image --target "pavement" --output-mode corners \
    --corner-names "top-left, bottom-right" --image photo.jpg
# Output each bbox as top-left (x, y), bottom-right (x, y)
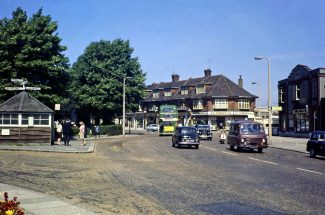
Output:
top-left (0, 131), bottom-right (310, 215)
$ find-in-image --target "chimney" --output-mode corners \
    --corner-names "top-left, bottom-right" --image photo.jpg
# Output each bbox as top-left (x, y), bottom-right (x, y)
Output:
top-left (238, 75), bottom-right (243, 88)
top-left (172, 74), bottom-right (179, 82)
top-left (204, 69), bottom-right (212, 77)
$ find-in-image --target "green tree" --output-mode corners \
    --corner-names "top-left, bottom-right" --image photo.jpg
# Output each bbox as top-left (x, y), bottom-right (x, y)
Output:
top-left (0, 7), bottom-right (70, 108)
top-left (70, 39), bottom-right (146, 124)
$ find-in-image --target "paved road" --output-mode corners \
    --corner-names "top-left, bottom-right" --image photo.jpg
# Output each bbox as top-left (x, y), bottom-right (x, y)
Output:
top-left (1, 133), bottom-right (324, 214)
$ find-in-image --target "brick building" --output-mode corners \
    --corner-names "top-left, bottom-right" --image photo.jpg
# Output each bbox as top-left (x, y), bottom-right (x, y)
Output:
top-left (138, 69), bottom-right (257, 129)
top-left (278, 65), bottom-right (325, 137)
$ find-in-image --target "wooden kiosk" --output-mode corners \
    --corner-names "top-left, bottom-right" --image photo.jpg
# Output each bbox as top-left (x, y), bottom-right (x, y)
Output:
top-left (0, 91), bottom-right (54, 145)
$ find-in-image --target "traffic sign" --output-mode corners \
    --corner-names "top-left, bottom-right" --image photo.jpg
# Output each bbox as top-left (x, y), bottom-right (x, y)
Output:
top-left (272, 106), bottom-right (282, 111)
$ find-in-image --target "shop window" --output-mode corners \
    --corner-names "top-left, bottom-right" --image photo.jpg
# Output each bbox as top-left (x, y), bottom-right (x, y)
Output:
top-left (238, 99), bottom-right (250, 109)
top-left (213, 99), bottom-right (228, 109)
top-left (193, 99), bottom-right (203, 110)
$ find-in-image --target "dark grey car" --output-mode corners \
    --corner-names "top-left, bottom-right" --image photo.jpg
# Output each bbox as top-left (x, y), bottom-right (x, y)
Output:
top-left (172, 126), bottom-right (200, 149)
top-left (307, 131), bottom-right (325, 158)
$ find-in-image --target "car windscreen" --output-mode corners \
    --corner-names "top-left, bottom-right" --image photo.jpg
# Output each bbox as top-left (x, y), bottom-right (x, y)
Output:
top-left (240, 124), bottom-right (265, 134)
top-left (197, 125), bottom-right (209, 130)
top-left (179, 127), bottom-right (196, 134)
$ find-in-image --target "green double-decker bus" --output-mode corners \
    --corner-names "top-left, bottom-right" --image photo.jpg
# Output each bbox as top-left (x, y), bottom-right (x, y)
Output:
top-left (159, 105), bottom-right (178, 135)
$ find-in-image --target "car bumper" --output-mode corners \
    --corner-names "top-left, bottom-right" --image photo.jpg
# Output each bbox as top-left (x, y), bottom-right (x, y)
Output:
top-left (238, 142), bottom-right (267, 149)
top-left (178, 140), bottom-right (200, 145)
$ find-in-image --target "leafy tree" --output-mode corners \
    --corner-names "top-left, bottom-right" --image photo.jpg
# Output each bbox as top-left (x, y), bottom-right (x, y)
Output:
top-left (0, 7), bottom-right (70, 108)
top-left (70, 39), bottom-right (146, 124)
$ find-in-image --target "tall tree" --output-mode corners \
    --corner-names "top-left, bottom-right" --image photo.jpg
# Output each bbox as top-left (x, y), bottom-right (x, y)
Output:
top-left (70, 39), bottom-right (146, 124)
top-left (0, 7), bottom-right (70, 108)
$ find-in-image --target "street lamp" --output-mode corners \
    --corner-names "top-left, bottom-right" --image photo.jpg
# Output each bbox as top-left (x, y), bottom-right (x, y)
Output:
top-left (123, 76), bottom-right (131, 136)
top-left (254, 57), bottom-right (272, 144)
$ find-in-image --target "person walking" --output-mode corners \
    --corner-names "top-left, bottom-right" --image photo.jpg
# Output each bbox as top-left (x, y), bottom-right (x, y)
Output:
top-left (79, 121), bottom-right (87, 146)
top-left (94, 125), bottom-right (100, 138)
top-left (63, 118), bottom-right (72, 146)
top-left (56, 121), bottom-right (63, 145)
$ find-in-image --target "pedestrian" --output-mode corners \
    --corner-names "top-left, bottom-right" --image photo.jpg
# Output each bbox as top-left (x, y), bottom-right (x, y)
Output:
top-left (63, 118), bottom-right (72, 146)
top-left (56, 120), bottom-right (63, 145)
top-left (94, 125), bottom-right (100, 138)
top-left (79, 121), bottom-right (87, 146)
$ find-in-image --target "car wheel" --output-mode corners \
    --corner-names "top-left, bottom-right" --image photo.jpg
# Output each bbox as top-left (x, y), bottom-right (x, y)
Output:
top-left (230, 145), bottom-right (234, 151)
top-left (310, 148), bottom-right (316, 158)
top-left (258, 148), bottom-right (263, 153)
top-left (195, 145), bottom-right (199, 149)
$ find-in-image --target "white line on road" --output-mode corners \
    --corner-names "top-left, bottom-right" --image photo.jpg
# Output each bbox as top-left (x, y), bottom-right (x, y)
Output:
top-left (248, 157), bottom-right (279, 165)
top-left (297, 168), bottom-right (324, 175)
top-left (221, 151), bottom-right (238, 156)
top-left (205, 146), bottom-right (216, 151)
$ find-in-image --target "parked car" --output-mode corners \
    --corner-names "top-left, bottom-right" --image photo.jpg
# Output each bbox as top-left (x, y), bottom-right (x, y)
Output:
top-left (146, 124), bottom-right (159, 132)
top-left (172, 126), bottom-right (200, 149)
top-left (196, 124), bottom-right (212, 140)
top-left (307, 131), bottom-right (325, 158)
top-left (227, 121), bottom-right (267, 153)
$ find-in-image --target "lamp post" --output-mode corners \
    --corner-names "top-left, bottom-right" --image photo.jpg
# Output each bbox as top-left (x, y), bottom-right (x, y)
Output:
top-left (254, 57), bottom-right (272, 144)
top-left (123, 76), bottom-right (131, 136)
top-left (251, 81), bottom-right (261, 118)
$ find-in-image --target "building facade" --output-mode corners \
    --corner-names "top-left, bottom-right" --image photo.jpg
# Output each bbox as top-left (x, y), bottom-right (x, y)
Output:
top-left (138, 69), bottom-right (257, 129)
top-left (278, 65), bottom-right (325, 137)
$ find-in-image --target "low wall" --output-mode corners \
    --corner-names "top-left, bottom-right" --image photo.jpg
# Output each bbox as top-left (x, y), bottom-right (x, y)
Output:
top-left (279, 131), bottom-right (310, 138)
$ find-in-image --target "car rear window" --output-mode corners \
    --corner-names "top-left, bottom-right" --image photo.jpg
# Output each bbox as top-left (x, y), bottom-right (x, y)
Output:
top-left (179, 127), bottom-right (196, 134)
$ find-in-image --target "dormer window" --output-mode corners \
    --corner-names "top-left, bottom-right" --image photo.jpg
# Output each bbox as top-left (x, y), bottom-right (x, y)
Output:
top-left (153, 90), bottom-right (160, 98)
top-left (196, 84), bottom-right (205, 94)
top-left (181, 86), bottom-right (188, 95)
top-left (164, 89), bottom-right (171, 97)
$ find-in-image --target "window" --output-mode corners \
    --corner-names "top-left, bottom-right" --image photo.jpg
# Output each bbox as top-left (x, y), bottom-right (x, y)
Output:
top-left (279, 88), bottom-right (285, 103)
top-left (295, 84), bottom-right (300, 100)
top-left (196, 84), bottom-right (205, 94)
top-left (213, 99), bottom-right (228, 109)
top-left (33, 114), bottom-right (49, 125)
top-left (238, 99), bottom-right (250, 109)
top-left (193, 99), bottom-right (203, 110)
top-left (164, 90), bottom-right (171, 97)
top-left (181, 86), bottom-right (188, 95)
top-left (153, 90), bottom-right (159, 98)
top-left (0, 114), bottom-right (18, 125)
top-left (177, 103), bottom-right (187, 110)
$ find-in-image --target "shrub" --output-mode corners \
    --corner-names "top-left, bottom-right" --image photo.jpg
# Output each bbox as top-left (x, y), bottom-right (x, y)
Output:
top-left (0, 192), bottom-right (24, 215)
top-left (98, 125), bottom-right (122, 136)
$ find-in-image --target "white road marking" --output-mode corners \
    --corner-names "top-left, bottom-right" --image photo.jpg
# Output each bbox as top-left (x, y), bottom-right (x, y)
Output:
top-left (205, 146), bottom-right (216, 151)
top-left (221, 151), bottom-right (238, 156)
top-left (248, 157), bottom-right (279, 165)
top-left (297, 168), bottom-right (324, 175)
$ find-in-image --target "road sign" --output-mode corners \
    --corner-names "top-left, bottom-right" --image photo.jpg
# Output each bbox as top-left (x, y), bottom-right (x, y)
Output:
top-left (25, 87), bottom-right (41, 90)
top-left (5, 87), bottom-right (25, 91)
top-left (272, 106), bottom-right (282, 111)
top-left (11, 79), bottom-right (24, 83)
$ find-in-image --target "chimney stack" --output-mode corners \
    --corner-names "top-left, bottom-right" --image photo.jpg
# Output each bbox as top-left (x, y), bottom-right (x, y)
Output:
top-left (172, 74), bottom-right (180, 82)
top-left (238, 75), bottom-right (243, 88)
top-left (204, 69), bottom-right (212, 77)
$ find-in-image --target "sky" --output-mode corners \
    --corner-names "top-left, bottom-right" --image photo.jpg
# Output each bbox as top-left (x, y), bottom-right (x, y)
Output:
top-left (1, 0), bottom-right (325, 106)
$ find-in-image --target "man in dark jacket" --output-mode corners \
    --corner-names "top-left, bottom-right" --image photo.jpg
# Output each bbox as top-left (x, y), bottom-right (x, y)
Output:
top-left (63, 118), bottom-right (72, 146)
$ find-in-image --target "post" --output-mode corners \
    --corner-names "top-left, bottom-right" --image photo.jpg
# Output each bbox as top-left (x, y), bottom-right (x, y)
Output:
top-left (123, 77), bottom-right (126, 136)
top-left (255, 57), bottom-right (272, 144)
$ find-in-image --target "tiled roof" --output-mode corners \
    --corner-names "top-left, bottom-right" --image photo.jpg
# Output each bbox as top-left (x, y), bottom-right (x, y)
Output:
top-left (144, 74), bottom-right (256, 100)
top-left (0, 91), bottom-right (53, 113)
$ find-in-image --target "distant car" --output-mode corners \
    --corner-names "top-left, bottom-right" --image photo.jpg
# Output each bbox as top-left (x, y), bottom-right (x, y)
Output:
top-left (172, 126), bottom-right (200, 149)
top-left (146, 124), bottom-right (159, 132)
top-left (196, 125), bottom-right (212, 140)
top-left (307, 131), bottom-right (325, 158)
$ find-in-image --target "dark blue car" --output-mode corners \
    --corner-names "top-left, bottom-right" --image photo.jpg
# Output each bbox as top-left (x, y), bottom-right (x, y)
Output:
top-left (172, 126), bottom-right (200, 149)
